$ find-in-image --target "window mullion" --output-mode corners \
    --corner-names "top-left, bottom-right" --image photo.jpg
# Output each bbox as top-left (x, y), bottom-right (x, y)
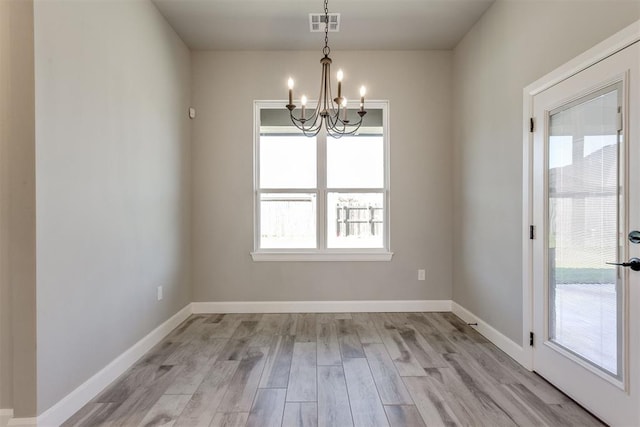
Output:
top-left (318, 129), bottom-right (327, 250)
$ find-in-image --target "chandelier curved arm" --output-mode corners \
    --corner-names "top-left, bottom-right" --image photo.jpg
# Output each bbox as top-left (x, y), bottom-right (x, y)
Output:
top-left (325, 111), bottom-right (367, 139)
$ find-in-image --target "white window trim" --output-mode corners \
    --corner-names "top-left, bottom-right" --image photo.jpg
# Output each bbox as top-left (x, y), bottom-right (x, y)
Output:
top-left (251, 100), bottom-right (393, 262)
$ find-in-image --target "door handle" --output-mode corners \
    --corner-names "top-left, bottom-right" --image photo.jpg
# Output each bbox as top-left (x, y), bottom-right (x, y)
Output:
top-left (607, 257), bottom-right (640, 271)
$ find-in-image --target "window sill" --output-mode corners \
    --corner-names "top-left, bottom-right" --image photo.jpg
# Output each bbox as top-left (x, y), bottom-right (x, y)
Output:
top-left (250, 251), bottom-right (394, 262)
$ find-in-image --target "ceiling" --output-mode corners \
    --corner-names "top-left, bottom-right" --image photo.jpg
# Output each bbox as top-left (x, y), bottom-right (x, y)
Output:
top-left (151, 0), bottom-right (496, 51)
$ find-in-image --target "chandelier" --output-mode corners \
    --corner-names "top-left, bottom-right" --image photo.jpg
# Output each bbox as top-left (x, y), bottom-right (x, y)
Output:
top-left (286, 0), bottom-right (367, 138)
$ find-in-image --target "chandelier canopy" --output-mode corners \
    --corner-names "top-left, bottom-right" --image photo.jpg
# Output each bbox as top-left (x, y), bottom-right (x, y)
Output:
top-left (286, 0), bottom-right (367, 138)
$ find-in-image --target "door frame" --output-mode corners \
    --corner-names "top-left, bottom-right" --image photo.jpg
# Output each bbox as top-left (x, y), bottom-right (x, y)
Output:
top-left (522, 20), bottom-right (640, 371)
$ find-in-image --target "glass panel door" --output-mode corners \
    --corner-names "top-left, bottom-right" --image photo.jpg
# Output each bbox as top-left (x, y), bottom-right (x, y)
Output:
top-left (532, 41), bottom-right (639, 426)
top-left (547, 84), bottom-right (622, 378)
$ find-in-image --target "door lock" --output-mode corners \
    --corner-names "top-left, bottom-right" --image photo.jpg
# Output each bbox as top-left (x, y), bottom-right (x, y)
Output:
top-left (607, 257), bottom-right (640, 272)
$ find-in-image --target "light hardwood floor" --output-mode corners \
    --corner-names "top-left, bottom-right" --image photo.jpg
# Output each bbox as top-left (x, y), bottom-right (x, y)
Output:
top-left (63, 312), bottom-right (603, 426)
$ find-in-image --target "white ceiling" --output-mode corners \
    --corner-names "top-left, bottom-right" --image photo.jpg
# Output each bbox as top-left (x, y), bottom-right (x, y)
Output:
top-left (151, 0), bottom-right (496, 51)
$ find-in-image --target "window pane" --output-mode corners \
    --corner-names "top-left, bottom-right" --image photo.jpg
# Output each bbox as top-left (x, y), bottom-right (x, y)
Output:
top-left (327, 133), bottom-right (383, 188)
top-left (548, 87), bottom-right (620, 376)
top-left (260, 135), bottom-right (316, 189)
top-left (260, 193), bottom-right (316, 248)
top-left (327, 192), bottom-right (383, 248)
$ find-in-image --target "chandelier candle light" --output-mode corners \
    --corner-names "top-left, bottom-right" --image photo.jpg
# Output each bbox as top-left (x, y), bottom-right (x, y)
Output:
top-left (286, 0), bottom-right (367, 137)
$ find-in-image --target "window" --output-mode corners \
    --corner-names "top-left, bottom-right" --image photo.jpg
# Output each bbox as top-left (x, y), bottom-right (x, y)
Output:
top-left (252, 101), bottom-right (391, 261)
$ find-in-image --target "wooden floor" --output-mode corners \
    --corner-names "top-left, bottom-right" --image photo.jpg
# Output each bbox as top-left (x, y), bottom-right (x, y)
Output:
top-left (63, 312), bottom-right (603, 427)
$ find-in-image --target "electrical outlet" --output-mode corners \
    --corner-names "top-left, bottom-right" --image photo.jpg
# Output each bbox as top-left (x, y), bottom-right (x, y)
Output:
top-left (418, 269), bottom-right (426, 281)
top-left (157, 286), bottom-right (163, 301)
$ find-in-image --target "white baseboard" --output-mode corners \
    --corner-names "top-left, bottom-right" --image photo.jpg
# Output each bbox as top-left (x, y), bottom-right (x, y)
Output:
top-left (192, 299), bottom-right (452, 314)
top-left (7, 418), bottom-right (36, 426)
top-left (451, 301), bottom-right (531, 368)
top-left (2, 406), bottom-right (35, 426)
top-left (36, 304), bottom-right (192, 427)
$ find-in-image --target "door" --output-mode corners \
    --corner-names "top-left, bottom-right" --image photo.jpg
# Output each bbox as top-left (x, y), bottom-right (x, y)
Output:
top-left (532, 42), bottom-right (640, 425)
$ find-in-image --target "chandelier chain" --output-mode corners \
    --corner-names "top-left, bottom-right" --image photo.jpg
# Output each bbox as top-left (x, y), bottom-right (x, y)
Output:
top-left (323, 0), bottom-right (330, 56)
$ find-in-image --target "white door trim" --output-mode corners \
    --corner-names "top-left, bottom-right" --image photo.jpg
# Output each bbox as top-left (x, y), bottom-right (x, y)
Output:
top-left (522, 19), bottom-right (640, 372)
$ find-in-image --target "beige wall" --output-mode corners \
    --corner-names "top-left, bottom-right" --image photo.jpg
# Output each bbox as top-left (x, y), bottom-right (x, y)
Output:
top-left (34, 0), bottom-right (192, 414)
top-left (192, 51), bottom-right (453, 303)
top-left (0, 0), bottom-right (37, 416)
top-left (0, 0), bottom-right (13, 410)
top-left (452, 0), bottom-right (640, 343)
